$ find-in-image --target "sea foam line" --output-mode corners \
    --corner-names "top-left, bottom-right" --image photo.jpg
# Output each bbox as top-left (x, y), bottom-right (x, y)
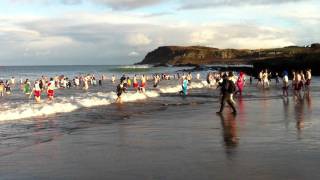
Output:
top-left (0, 82), bottom-right (208, 121)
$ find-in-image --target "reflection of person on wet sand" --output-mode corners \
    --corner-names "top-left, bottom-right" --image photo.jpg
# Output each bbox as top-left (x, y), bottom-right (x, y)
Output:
top-left (294, 99), bottom-right (305, 138)
top-left (218, 113), bottom-right (239, 149)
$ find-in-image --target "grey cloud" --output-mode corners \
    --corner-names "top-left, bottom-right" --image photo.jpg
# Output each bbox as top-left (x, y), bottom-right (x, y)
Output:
top-left (90, 0), bottom-right (165, 10)
top-left (180, 0), bottom-right (308, 9)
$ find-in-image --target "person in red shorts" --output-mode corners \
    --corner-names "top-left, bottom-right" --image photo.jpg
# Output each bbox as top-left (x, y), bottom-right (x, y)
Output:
top-left (31, 80), bottom-right (41, 103)
top-left (133, 75), bottom-right (139, 92)
top-left (47, 78), bottom-right (55, 101)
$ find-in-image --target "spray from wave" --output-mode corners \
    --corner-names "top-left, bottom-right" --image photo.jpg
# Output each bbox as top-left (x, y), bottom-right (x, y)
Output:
top-left (0, 81), bottom-right (209, 121)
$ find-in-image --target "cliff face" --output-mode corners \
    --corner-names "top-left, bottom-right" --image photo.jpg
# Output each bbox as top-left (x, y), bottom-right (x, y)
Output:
top-left (138, 44), bottom-right (320, 66)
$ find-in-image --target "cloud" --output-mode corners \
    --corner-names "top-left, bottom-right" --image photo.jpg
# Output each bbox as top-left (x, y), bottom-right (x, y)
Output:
top-left (128, 51), bottom-right (140, 57)
top-left (91, 0), bottom-right (165, 10)
top-left (180, 0), bottom-right (309, 9)
top-left (126, 33), bottom-right (152, 46)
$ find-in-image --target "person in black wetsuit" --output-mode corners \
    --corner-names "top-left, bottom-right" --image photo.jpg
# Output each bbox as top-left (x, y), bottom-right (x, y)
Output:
top-left (216, 73), bottom-right (237, 114)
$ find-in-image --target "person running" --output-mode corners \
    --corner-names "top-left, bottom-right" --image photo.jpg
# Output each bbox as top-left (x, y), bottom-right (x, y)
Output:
top-left (31, 81), bottom-right (42, 103)
top-left (196, 73), bottom-right (201, 80)
top-left (133, 75), bottom-right (139, 92)
top-left (180, 77), bottom-right (189, 96)
top-left (23, 79), bottom-right (32, 95)
top-left (127, 77), bottom-right (131, 87)
top-left (5, 80), bottom-right (11, 95)
top-left (0, 81), bottom-right (5, 97)
top-left (217, 73), bottom-right (237, 114)
top-left (111, 75), bottom-right (116, 84)
top-left (47, 78), bottom-right (55, 101)
top-left (115, 81), bottom-right (126, 103)
top-left (305, 69), bottom-right (312, 93)
top-left (140, 74), bottom-right (146, 93)
top-left (235, 72), bottom-right (245, 96)
top-left (262, 69), bottom-right (270, 89)
top-left (282, 71), bottom-right (289, 97)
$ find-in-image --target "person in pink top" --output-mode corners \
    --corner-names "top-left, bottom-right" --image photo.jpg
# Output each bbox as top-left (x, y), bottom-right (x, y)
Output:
top-left (236, 72), bottom-right (245, 96)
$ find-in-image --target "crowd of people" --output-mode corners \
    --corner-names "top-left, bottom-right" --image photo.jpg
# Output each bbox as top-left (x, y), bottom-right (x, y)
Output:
top-left (0, 69), bottom-right (313, 114)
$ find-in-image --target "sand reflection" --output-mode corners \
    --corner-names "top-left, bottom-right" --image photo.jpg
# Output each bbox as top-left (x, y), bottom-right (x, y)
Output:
top-left (218, 113), bottom-right (239, 156)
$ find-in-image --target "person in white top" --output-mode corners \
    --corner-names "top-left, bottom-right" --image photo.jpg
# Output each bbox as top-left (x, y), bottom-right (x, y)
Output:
top-left (282, 71), bottom-right (289, 97)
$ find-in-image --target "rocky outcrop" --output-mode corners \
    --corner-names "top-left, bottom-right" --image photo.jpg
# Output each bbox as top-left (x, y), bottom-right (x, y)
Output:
top-left (138, 44), bottom-right (320, 75)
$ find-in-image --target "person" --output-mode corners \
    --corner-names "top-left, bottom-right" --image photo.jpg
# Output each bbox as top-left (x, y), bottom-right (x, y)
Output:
top-left (0, 81), bottom-right (5, 97)
top-left (115, 81), bottom-right (126, 103)
top-left (47, 78), bottom-right (55, 101)
top-left (262, 69), bottom-right (270, 88)
top-left (5, 80), bottom-right (11, 95)
top-left (140, 74), bottom-right (146, 93)
top-left (31, 80), bottom-right (42, 103)
top-left (112, 75), bottom-right (116, 83)
top-left (180, 77), bottom-right (189, 96)
top-left (187, 72), bottom-right (192, 84)
top-left (99, 79), bottom-right (102, 86)
top-left (23, 79), bottom-right (32, 95)
top-left (275, 72), bottom-right (280, 85)
top-left (235, 72), bottom-right (245, 96)
top-left (293, 70), bottom-right (303, 100)
top-left (127, 77), bottom-right (131, 87)
top-left (196, 73), bottom-right (200, 80)
top-left (305, 69), bottom-right (312, 94)
top-left (282, 71), bottom-right (289, 97)
top-left (217, 73), bottom-right (237, 114)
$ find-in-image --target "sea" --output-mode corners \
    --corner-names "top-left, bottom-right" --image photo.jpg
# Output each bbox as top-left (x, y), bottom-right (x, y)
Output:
top-left (1, 65), bottom-right (320, 179)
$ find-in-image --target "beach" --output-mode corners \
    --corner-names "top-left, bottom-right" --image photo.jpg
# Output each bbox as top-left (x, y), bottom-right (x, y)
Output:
top-left (1, 74), bottom-right (320, 179)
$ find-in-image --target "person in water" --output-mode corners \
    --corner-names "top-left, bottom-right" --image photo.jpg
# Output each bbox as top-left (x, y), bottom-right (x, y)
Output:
top-left (133, 75), bottom-right (139, 92)
top-left (0, 81), bottom-right (5, 97)
top-left (217, 73), bottom-right (237, 114)
top-left (180, 77), bottom-right (189, 96)
top-left (282, 71), bottom-right (289, 97)
top-left (47, 78), bottom-right (55, 101)
top-left (140, 74), bottom-right (146, 93)
top-left (23, 79), bottom-right (32, 95)
top-left (112, 75), bottom-right (116, 84)
top-left (31, 80), bottom-right (42, 103)
top-left (115, 81), bottom-right (126, 104)
top-left (305, 69), bottom-right (312, 94)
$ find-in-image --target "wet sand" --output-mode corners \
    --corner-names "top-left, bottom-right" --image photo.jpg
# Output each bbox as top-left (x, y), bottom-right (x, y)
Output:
top-left (1, 93), bottom-right (320, 180)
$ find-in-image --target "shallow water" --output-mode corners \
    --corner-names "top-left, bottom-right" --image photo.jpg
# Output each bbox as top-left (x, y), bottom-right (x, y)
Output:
top-left (0, 70), bottom-right (320, 179)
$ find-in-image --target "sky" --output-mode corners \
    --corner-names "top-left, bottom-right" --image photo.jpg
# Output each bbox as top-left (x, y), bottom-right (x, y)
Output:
top-left (0, 0), bottom-right (319, 65)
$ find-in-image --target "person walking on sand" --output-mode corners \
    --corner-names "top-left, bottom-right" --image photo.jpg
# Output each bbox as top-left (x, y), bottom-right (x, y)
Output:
top-left (235, 72), bottom-right (245, 96)
top-left (217, 73), bottom-right (237, 114)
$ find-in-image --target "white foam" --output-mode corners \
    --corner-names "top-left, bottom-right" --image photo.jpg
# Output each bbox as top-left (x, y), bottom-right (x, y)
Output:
top-left (159, 81), bottom-right (209, 93)
top-left (0, 90), bottom-right (160, 121)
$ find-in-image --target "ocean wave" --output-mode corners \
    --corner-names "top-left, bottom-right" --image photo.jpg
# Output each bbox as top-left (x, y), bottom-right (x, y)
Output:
top-left (0, 91), bottom-right (159, 121)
